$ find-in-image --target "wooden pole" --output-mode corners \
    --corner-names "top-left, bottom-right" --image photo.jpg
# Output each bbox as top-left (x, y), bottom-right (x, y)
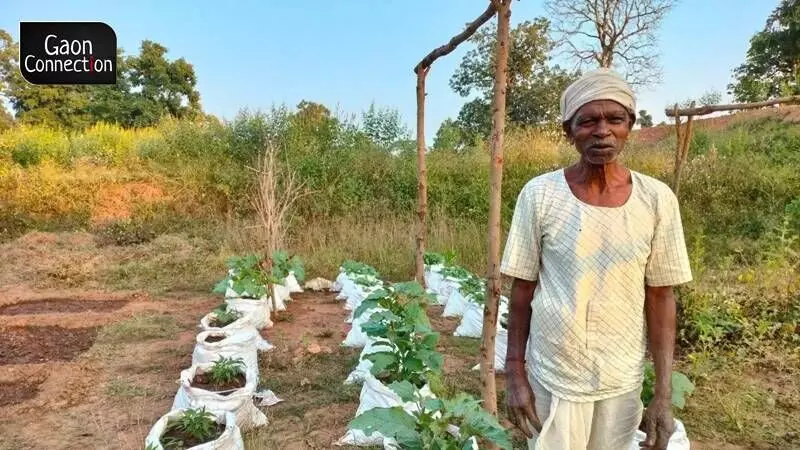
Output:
top-left (673, 102), bottom-right (695, 197)
top-left (412, 2), bottom-right (498, 286)
top-left (664, 94), bottom-right (800, 117)
top-left (481, 0), bottom-right (511, 418)
top-left (415, 69), bottom-right (428, 286)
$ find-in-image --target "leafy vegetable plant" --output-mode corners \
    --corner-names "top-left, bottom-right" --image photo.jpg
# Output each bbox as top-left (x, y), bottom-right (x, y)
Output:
top-left (356, 282), bottom-right (443, 387)
top-left (212, 254), bottom-right (282, 299)
top-left (641, 361), bottom-right (695, 409)
top-left (341, 260), bottom-right (380, 277)
top-left (349, 383), bottom-right (512, 450)
top-left (271, 250), bottom-right (305, 283)
top-left (458, 275), bottom-right (486, 304)
top-left (438, 265), bottom-right (473, 281)
top-left (207, 356), bottom-right (246, 385)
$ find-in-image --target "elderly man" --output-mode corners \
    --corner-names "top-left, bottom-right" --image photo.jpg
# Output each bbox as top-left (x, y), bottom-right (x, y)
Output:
top-left (501, 68), bottom-right (693, 450)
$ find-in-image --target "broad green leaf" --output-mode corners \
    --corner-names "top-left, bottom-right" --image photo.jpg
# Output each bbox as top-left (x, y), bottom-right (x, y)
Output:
top-left (212, 278), bottom-right (228, 294)
top-left (421, 332), bottom-right (440, 349)
top-left (349, 407), bottom-right (417, 445)
top-left (671, 371), bottom-right (695, 409)
top-left (366, 351), bottom-right (398, 374)
top-left (354, 299), bottom-right (380, 319)
top-left (388, 380), bottom-right (417, 402)
top-left (404, 357), bottom-right (424, 372)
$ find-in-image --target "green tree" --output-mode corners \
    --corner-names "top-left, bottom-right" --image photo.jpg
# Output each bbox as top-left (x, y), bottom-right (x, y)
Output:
top-left (432, 118), bottom-right (469, 152)
top-left (638, 110), bottom-right (654, 128)
top-left (361, 102), bottom-right (411, 151)
top-left (449, 18), bottom-right (579, 138)
top-left (728, 0), bottom-right (800, 102)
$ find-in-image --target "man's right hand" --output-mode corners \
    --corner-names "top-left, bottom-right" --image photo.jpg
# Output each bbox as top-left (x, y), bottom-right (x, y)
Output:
top-left (505, 363), bottom-right (542, 439)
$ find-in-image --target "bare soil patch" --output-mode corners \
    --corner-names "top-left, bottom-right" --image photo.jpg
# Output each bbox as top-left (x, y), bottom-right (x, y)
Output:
top-left (0, 379), bottom-right (42, 407)
top-left (1, 326), bottom-right (98, 365)
top-left (0, 298), bottom-right (128, 315)
top-left (191, 373), bottom-right (246, 395)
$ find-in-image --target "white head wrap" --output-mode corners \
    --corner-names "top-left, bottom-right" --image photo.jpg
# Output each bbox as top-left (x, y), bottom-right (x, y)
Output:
top-left (560, 68), bottom-right (636, 123)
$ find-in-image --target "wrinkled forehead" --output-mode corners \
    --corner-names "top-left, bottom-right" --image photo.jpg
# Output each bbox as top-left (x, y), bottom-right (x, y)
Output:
top-left (571, 99), bottom-right (631, 120)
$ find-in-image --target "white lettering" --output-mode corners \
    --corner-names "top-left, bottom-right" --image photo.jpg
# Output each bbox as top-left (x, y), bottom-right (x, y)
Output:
top-left (44, 34), bottom-right (58, 55)
top-left (24, 54), bottom-right (36, 71)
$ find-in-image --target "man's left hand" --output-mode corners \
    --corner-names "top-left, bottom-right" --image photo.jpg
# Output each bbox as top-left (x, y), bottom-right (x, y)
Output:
top-left (639, 397), bottom-right (675, 450)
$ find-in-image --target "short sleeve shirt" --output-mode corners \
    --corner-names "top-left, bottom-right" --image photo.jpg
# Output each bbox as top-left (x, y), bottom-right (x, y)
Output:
top-left (500, 168), bottom-right (693, 402)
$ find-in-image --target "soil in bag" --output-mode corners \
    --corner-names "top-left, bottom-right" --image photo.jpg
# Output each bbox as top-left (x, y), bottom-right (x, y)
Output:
top-left (204, 335), bottom-right (226, 343)
top-left (160, 421), bottom-right (225, 449)
top-left (190, 373), bottom-right (246, 396)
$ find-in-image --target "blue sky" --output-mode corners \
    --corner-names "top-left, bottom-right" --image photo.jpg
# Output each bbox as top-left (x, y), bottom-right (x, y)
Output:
top-left (2, 0), bottom-right (778, 138)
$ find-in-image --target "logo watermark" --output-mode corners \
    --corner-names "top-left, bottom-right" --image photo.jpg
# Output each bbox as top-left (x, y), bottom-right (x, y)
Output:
top-left (19, 22), bottom-right (117, 85)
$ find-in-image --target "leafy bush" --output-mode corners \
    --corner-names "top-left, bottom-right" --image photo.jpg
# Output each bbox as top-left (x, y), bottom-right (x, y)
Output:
top-left (458, 275), bottom-right (486, 304)
top-left (96, 219), bottom-right (157, 246)
top-left (341, 260), bottom-right (381, 278)
top-left (350, 386), bottom-right (512, 449)
top-left (210, 303), bottom-right (241, 327)
top-left (439, 265), bottom-right (473, 281)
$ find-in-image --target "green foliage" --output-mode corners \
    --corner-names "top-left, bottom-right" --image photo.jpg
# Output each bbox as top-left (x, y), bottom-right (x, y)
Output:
top-left (207, 356), bottom-right (246, 385)
top-left (357, 282), bottom-right (442, 387)
top-left (341, 260), bottom-right (381, 278)
top-left (641, 361), bottom-right (696, 410)
top-left (271, 249), bottom-right (305, 282)
top-left (162, 407), bottom-right (218, 448)
top-left (361, 102), bottom-right (412, 151)
top-left (450, 18), bottom-right (579, 137)
top-left (213, 254), bottom-right (281, 299)
top-left (349, 391), bottom-right (512, 450)
top-left (638, 110), bottom-right (654, 128)
top-left (439, 265), bottom-right (473, 281)
top-left (210, 303), bottom-right (241, 327)
top-left (728, 0), bottom-right (800, 102)
top-left (458, 275), bottom-right (486, 304)
top-left (0, 30), bottom-right (200, 129)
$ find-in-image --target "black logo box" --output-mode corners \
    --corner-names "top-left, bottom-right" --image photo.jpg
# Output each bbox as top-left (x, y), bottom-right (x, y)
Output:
top-left (19, 22), bottom-right (117, 85)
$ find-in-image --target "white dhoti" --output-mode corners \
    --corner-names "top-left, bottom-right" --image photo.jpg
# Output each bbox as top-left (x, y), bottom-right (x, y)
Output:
top-left (526, 375), bottom-right (644, 450)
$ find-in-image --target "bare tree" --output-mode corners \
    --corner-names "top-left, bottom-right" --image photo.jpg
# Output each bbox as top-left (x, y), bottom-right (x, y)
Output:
top-left (544, 0), bottom-right (676, 86)
top-left (248, 143), bottom-right (309, 312)
top-left (413, 2), bottom-right (497, 285)
top-left (481, 0), bottom-right (512, 419)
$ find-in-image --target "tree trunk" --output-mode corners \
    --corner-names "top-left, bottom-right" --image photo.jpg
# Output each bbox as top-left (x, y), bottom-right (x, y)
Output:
top-left (481, 0), bottom-right (511, 418)
top-left (415, 69), bottom-right (428, 286)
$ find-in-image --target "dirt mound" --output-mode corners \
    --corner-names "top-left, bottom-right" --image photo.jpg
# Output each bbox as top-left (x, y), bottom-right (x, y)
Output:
top-left (0, 379), bottom-right (43, 407)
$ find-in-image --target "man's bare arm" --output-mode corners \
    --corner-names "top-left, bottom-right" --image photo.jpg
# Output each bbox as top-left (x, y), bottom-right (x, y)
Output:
top-left (641, 285), bottom-right (677, 450)
top-left (505, 277), bottom-right (540, 437)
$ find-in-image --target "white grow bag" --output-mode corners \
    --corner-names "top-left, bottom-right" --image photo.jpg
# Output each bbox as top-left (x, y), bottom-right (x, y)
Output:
top-left (199, 311), bottom-right (273, 352)
top-left (631, 419), bottom-right (691, 450)
top-left (285, 271), bottom-right (303, 293)
top-left (342, 307), bottom-right (388, 348)
top-left (145, 409), bottom-right (243, 450)
top-left (471, 327), bottom-right (509, 373)
top-left (337, 374), bottom-right (435, 447)
top-left (424, 264), bottom-right (444, 296)
top-left (192, 329), bottom-right (260, 377)
top-left (436, 277), bottom-right (462, 305)
top-left (224, 295), bottom-right (272, 329)
top-left (442, 289), bottom-right (469, 318)
top-left (171, 363), bottom-right (267, 432)
top-left (454, 297), bottom-right (509, 338)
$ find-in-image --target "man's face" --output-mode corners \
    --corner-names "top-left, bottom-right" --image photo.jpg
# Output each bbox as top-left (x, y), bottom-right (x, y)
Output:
top-left (563, 100), bottom-right (633, 165)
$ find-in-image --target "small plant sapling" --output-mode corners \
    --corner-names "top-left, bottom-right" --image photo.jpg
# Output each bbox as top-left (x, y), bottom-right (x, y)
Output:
top-left (212, 254), bottom-right (283, 299)
top-left (270, 249), bottom-right (306, 283)
top-left (160, 406), bottom-right (223, 449)
top-left (641, 361), bottom-right (695, 409)
top-left (438, 265), bottom-right (473, 281)
top-left (191, 357), bottom-right (247, 395)
top-left (209, 303), bottom-right (241, 328)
